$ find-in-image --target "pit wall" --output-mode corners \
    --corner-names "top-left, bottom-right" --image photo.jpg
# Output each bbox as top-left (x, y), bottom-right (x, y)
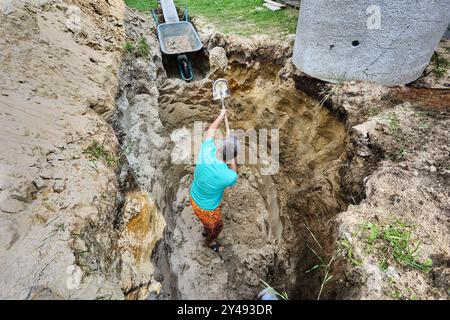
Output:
top-left (0, 0), bottom-right (132, 299)
top-left (293, 0), bottom-right (450, 85)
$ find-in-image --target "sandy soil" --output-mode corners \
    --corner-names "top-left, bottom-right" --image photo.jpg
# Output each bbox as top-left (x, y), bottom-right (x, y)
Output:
top-left (0, 0), bottom-right (162, 300)
top-left (165, 36), bottom-right (194, 54)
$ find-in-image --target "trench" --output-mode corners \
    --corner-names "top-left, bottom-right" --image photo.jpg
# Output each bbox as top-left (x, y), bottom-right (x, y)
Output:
top-left (116, 10), bottom-right (350, 300)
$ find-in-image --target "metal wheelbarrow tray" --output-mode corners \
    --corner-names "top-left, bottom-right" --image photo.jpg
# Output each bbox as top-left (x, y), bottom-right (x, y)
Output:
top-left (157, 21), bottom-right (203, 55)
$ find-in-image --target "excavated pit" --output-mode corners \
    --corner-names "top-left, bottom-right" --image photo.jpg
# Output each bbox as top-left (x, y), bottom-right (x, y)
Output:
top-left (154, 62), bottom-right (347, 299)
top-left (116, 10), bottom-right (349, 299)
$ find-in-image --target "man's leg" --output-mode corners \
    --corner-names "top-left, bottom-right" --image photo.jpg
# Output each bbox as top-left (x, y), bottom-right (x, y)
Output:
top-left (204, 208), bottom-right (224, 252)
top-left (190, 197), bottom-right (224, 252)
top-left (206, 219), bottom-right (223, 243)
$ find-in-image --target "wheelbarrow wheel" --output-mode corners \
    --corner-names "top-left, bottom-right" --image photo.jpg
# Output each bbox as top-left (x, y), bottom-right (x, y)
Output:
top-left (177, 54), bottom-right (194, 82)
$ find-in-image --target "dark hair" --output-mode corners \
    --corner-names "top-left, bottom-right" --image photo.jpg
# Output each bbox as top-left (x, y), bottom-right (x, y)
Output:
top-left (222, 134), bottom-right (240, 161)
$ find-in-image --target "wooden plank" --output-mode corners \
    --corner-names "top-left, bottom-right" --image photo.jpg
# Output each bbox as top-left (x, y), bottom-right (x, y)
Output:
top-left (279, 0), bottom-right (301, 9)
top-left (264, 0), bottom-right (286, 8)
top-left (263, 3), bottom-right (282, 11)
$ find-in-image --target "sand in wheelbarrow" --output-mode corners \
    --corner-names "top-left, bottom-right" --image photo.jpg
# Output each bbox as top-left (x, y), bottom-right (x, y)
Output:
top-left (165, 36), bottom-right (194, 54)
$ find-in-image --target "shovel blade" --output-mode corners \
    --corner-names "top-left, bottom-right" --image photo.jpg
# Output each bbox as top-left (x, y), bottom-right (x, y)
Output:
top-left (212, 78), bottom-right (230, 101)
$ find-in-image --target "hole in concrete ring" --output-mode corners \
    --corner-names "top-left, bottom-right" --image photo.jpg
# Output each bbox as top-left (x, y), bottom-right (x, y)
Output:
top-left (352, 40), bottom-right (360, 47)
top-left (161, 49), bottom-right (210, 81)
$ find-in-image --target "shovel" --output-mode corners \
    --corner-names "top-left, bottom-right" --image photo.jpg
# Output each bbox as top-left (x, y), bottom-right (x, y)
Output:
top-left (212, 78), bottom-right (230, 136)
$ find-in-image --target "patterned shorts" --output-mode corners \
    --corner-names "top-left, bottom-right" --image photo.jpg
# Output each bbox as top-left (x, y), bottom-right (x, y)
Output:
top-left (190, 197), bottom-right (223, 239)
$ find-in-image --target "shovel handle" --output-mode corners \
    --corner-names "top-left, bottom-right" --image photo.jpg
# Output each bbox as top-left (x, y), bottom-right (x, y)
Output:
top-left (224, 114), bottom-right (230, 136)
top-left (221, 97), bottom-right (230, 136)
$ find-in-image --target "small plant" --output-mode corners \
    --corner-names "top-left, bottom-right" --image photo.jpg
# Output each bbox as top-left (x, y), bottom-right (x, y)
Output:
top-left (83, 140), bottom-right (121, 168)
top-left (368, 106), bottom-right (381, 117)
top-left (123, 40), bottom-right (135, 53)
top-left (387, 113), bottom-right (400, 135)
top-left (317, 263), bottom-right (333, 300)
top-left (137, 37), bottom-right (150, 57)
top-left (259, 279), bottom-right (289, 300)
top-left (392, 144), bottom-right (407, 162)
top-left (388, 144), bottom-right (407, 162)
top-left (387, 285), bottom-right (418, 300)
top-left (362, 220), bottom-right (433, 273)
top-left (304, 227), bottom-right (335, 300)
top-left (339, 239), bottom-right (362, 266)
top-left (389, 290), bottom-right (403, 300)
top-left (122, 38), bottom-right (150, 58)
top-left (431, 52), bottom-right (450, 78)
top-left (365, 222), bottom-right (380, 243)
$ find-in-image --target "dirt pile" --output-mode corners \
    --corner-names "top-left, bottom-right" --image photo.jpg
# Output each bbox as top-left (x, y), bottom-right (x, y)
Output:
top-left (334, 91), bottom-right (449, 300)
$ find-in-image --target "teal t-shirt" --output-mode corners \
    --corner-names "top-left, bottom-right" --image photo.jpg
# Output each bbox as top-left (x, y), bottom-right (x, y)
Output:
top-left (190, 138), bottom-right (238, 210)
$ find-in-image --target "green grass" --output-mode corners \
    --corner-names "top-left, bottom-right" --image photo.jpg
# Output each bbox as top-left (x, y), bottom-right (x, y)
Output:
top-left (83, 140), bottom-right (121, 168)
top-left (260, 279), bottom-right (289, 300)
top-left (122, 37), bottom-right (151, 57)
top-left (388, 290), bottom-right (403, 300)
top-left (304, 227), bottom-right (335, 300)
top-left (339, 239), bottom-right (362, 266)
top-left (123, 40), bottom-right (135, 53)
top-left (125, 0), bottom-right (157, 12)
top-left (362, 220), bottom-right (433, 273)
top-left (124, 0), bottom-right (298, 36)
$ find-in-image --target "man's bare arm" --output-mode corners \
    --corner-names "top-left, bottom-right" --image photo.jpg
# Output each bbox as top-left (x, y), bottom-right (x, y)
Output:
top-left (205, 109), bottom-right (227, 140)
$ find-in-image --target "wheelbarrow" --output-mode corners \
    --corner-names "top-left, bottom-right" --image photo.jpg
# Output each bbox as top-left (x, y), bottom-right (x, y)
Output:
top-left (151, 0), bottom-right (203, 81)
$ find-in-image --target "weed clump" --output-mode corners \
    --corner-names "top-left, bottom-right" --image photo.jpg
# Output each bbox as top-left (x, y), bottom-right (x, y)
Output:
top-left (362, 220), bottom-right (432, 273)
top-left (122, 37), bottom-right (151, 58)
top-left (431, 52), bottom-right (449, 78)
top-left (137, 37), bottom-right (150, 57)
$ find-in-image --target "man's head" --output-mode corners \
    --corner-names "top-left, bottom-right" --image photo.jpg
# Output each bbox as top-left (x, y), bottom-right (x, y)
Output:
top-left (216, 134), bottom-right (240, 162)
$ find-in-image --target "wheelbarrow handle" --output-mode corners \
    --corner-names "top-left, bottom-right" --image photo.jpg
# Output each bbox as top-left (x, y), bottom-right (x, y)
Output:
top-left (151, 9), bottom-right (159, 26)
top-left (184, 6), bottom-right (188, 22)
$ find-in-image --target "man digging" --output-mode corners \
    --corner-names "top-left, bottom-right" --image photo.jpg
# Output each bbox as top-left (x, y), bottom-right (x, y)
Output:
top-left (190, 109), bottom-right (240, 253)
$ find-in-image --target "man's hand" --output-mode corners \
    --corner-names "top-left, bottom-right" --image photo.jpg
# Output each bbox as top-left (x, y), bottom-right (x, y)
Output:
top-left (205, 109), bottom-right (227, 140)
